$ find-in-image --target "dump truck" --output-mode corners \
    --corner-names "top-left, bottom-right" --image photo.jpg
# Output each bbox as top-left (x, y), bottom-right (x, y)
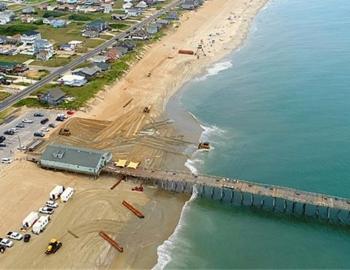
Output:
top-left (45, 239), bottom-right (62, 255)
top-left (59, 128), bottom-right (71, 136)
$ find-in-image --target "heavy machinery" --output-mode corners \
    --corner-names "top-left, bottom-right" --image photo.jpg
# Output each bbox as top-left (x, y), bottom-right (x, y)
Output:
top-left (59, 128), bottom-right (71, 136)
top-left (45, 239), bottom-right (62, 255)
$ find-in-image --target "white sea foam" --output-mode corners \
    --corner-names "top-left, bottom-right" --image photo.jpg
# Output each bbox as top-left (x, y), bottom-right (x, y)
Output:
top-left (195, 60), bottom-right (233, 81)
top-left (153, 186), bottom-right (199, 270)
top-left (184, 158), bottom-right (204, 175)
top-left (200, 124), bottom-right (225, 142)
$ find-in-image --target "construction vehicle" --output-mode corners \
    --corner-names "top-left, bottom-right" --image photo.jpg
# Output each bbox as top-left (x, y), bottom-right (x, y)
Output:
top-left (59, 128), bottom-right (71, 136)
top-left (143, 106), bottom-right (151, 113)
top-left (131, 184), bottom-right (144, 192)
top-left (198, 142), bottom-right (210, 150)
top-left (45, 239), bottom-right (62, 255)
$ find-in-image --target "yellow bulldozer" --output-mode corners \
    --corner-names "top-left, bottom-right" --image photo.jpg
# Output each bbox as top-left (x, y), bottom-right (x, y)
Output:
top-left (45, 239), bottom-right (62, 255)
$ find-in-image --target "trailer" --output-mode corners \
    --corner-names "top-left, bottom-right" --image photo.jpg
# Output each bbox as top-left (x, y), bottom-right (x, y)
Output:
top-left (22, 211), bottom-right (39, 229)
top-left (49, 185), bottom-right (65, 200)
top-left (60, 187), bottom-right (74, 203)
top-left (32, 215), bottom-right (50, 235)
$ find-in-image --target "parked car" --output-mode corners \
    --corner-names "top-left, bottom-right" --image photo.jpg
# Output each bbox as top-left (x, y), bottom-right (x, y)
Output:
top-left (0, 238), bottom-right (13, 248)
top-left (23, 234), bottom-right (31, 243)
top-left (67, 110), bottom-right (74, 115)
top-left (40, 118), bottom-right (49, 125)
top-left (48, 123), bottom-right (56, 128)
top-left (0, 244), bottom-right (6, 253)
top-left (16, 123), bottom-right (25, 128)
top-left (34, 132), bottom-right (45, 137)
top-left (1, 158), bottom-right (12, 164)
top-left (0, 136), bottom-right (6, 143)
top-left (39, 206), bottom-right (54, 215)
top-left (7, 232), bottom-right (23, 241)
top-left (22, 118), bottom-right (33, 123)
top-left (0, 143), bottom-right (6, 148)
top-left (34, 112), bottom-right (44, 117)
top-left (45, 200), bottom-right (58, 208)
top-left (56, 114), bottom-right (65, 121)
top-left (4, 129), bottom-right (14, 135)
top-left (17, 146), bottom-right (26, 151)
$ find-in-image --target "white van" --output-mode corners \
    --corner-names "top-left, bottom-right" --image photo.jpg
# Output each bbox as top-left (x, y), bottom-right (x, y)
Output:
top-left (32, 215), bottom-right (50, 235)
top-left (61, 187), bottom-right (74, 203)
top-left (1, 158), bottom-right (12, 164)
top-left (22, 211), bottom-right (39, 229)
top-left (49, 185), bottom-right (65, 200)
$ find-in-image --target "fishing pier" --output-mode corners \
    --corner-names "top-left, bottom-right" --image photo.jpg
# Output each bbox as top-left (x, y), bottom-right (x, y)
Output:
top-left (103, 165), bottom-right (350, 225)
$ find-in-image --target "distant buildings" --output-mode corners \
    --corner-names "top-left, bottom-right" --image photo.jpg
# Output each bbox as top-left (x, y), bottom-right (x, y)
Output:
top-left (43, 17), bottom-right (67, 28)
top-left (0, 61), bottom-right (28, 74)
top-left (85, 20), bottom-right (108, 33)
top-left (22, 6), bottom-right (36, 14)
top-left (126, 8), bottom-right (142, 17)
top-left (0, 11), bottom-right (15, 25)
top-left (181, 0), bottom-right (199, 10)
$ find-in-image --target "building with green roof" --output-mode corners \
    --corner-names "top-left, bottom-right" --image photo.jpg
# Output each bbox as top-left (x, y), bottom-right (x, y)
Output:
top-left (40, 144), bottom-right (112, 176)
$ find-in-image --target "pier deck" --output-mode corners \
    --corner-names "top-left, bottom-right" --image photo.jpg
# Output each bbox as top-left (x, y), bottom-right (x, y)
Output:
top-left (103, 165), bottom-right (350, 220)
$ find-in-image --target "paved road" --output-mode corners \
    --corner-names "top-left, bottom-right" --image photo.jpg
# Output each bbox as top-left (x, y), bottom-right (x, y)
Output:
top-left (0, 0), bottom-right (181, 111)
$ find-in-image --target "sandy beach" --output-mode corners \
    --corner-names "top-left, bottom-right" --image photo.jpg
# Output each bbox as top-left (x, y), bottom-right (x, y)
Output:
top-left (0, 0), bottom-right (268, 268)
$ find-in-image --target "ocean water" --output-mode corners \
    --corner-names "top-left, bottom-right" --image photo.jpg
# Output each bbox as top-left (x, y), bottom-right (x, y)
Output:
top-left (156, 0), bottom-right (350, 268)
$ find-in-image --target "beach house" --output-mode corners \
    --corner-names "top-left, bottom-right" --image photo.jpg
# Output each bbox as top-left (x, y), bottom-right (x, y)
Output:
top-left (126, 8), bottom-right (142, 17)
top-left (21, 31), bottom-right (41, 45)
top-left (85, 20), bottom-right (108, 33)
top-left (39, 88), bottom-right (66, 105)
top-left (0, 11), bottom-right (15, 25)
top-left (21, 6), bottom-right (36, 14)
top-left (72, 66), bottom-right (100, 80)
top-left (34, 39), bottom-right (54, 60)
top-left (58, 74), bottom-right (87, 86)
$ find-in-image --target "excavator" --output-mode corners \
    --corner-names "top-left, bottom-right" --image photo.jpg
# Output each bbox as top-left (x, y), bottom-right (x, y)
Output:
top-left (45, 239), bottom-right (62, 255)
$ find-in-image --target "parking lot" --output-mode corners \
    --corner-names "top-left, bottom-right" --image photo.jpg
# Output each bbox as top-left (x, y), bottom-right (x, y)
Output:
top-left (0, 109), bottom-right (65, 163)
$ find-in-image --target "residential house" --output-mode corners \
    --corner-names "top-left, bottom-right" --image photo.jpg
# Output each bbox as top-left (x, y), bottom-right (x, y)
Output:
top-left (128, 29), bottom-right (149, 40)
top-left (114, 46), bottom-right (128, 56)
top-left (20, 15), bottom-right (36, 23)
top-left (111, 14), bottom-right (128, 20)
top-left (60, 43), bottom-right (75, 51)
top-left (0, 36), bottom-right (7, 44)
top-left (145, 0), bottom-right (156, 5)
top-left (85, 20), bottom-right (108, 33)
top-left (90, 55), bottom-right (107, 63)
top-left (181, 0), bottom-right (199, 10)
top-left (21, 31), bottom-right (41, 45)
top-left (166, 11), bottom-right (179, 20)
top-left (122, 2), bottom-right (132, 10)
top-left (156, 19), bottom-right (169, 27)
top-left (58, 74), bottom-right (87, 86)
top-left (0, 61), bottom-right (28, 74)
top-left (146, 22), bottom-right (158, 35)
top-left (118, 40), bottom-right (136, 51)
top-left (34, 39), bottom-right (54, 60)
top-left (22, 6), bottom-right (36, 14)
top-left (51, 19), bottom-right (67, 28)
top-left (94, 62), bottom-right (109, 71)
top-left (72, 65), bottom-right (100, 80)
top-left (39, 88), bottom-right (66, 105)
top-left (103, 4), bottom-right (112, 13)
top-left (126, 8), bottom-right (142, 17)
top-left (106, 47), bottom-right (119, 62)
top-left (67, 0), bottom-right (77, 4)
top-left (82, 30), bottom-right (99, 38)
top-left (0, 11), bottom-right (15, 25)
top-left (0, 3), bottom-right (7, 11)
top-left (135, 1), bottom-right (147, 9)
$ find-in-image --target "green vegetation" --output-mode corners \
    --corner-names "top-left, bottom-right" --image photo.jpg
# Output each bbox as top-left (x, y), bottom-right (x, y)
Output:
top-left (109, 23), bottom-right (129, 30)
top-left (0, 54), bottom-right (32, 63)
top-left (43, 11), bottom-right (67, 18)
top-left (0, 23), bottom-right (37, 36)
top-left (31, 56), bottom-right (74, 67)
top-left (84, 38), bottom-right (105, 48)
top-left (39, 23), bottom-right (84, 44)
top-left (0, 91), bottom-right (11, 101)
top-left (68, 14), bottom-right (92, 21)
top-left (14, 97), bottom-right (47, 108)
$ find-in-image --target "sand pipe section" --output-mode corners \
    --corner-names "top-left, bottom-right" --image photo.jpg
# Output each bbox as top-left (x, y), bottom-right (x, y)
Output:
top-left (99, 231), bottom-right (124, 253)
top-left (122, 200), bottom-right (145, 218)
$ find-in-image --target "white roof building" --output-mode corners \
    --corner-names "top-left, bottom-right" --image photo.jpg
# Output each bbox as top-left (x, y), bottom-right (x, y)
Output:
top-left (58, 74), bottom-right (87, 87)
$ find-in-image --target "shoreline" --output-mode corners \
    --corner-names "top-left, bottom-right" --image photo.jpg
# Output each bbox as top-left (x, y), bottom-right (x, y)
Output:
top-left (0, 0), bottom-right (270, 268)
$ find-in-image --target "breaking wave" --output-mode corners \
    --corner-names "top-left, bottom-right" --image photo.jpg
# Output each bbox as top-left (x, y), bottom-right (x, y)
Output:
top-left (195, 60), bottom-right (233, 81)
top-left (153, 186), bottom-right (199, 270)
